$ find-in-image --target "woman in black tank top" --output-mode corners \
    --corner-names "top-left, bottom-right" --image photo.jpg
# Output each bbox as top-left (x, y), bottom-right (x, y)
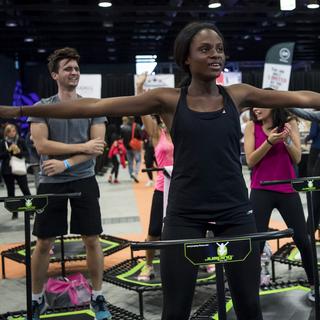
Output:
top-left (2, 22), bottom-right (320, 320)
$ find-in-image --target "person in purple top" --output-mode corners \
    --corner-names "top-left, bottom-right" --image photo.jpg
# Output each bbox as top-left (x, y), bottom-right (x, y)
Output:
top-left (244, 106), bottom-right (315, 301)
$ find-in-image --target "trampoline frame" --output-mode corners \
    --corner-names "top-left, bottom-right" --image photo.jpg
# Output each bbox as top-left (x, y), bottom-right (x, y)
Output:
top-left (0, 302), bottom-right (143, 320)
top-left (270, 240), bottom-right (320, 282)
top-left (1, 234), bottom-right (130, 279)
top-left (103, 255), bottom-right (216, 318)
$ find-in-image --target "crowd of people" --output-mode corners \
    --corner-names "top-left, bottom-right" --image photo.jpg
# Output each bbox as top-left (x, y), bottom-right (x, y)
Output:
top-left (1, 21), bottom-right (320, 320)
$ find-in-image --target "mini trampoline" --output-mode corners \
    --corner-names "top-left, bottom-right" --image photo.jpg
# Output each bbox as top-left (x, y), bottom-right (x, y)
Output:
top-left (103, 256), bottom-right (216, 317)
top-left (1, 234), bottom-right (130, 279)
top-left (0, 303), bottom-right (142, 320)
top-left (271, 241), bottom-right (320, 282)
top-left (190, 281), bottom-right (314, 320)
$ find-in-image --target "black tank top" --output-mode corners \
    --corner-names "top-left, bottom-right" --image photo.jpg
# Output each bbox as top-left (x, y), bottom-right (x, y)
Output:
top-left (167, 86), bottom-right (251, 223)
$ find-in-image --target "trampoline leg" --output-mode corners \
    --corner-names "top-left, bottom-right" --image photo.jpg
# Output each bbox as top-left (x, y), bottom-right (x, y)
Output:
top-left (24, 211), bottom-right (33, 320)
top-left (1, 254), bottom-right (6, 279)
top-left (60, 235), bottom-right (66, 278)
top-left (130, 247), bottom-right (134, 260)
top-left (271, 259), bottom-right (276, 282)
top-left (277, 239), bottom-right (280, 251)
top-left (216, 264), bottom-right (227, 320)
top-left (138, 291), bottom-right (144, 318)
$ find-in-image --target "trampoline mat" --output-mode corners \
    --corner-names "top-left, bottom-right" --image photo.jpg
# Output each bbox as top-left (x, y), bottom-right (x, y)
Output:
top-left (192, 285), bottom-right (313, 320)
top-left (104, 257), bottom-right (216, 290)
top-left (2, 235), bottom-right (129, 263)
top-left (2, 303), bottom-right (142, 320)
top-left (287, 242), bottom-right (320, 265)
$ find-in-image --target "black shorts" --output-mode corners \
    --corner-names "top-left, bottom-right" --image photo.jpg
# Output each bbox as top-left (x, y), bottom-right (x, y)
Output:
top-left (148, 190), bottom-right (164, 237)
top-left (33, 176), bottom-right (102, 238)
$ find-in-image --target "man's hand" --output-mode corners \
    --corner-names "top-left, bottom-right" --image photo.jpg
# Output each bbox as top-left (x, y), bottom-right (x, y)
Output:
top-left (0, 106), bottom-right (20, 118)
top-left (82, 138), bottom-right (106, 155)
top-left (42, 159), bottom-right (66, 176)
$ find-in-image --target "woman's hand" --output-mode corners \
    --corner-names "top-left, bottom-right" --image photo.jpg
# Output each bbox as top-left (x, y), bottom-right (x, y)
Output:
top-left (11, 144), bottom-right (21, 155)
top-left (268, 126), bottom-right (289, 144)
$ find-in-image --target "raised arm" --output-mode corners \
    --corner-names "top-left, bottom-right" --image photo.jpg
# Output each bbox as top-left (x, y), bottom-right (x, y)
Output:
top-left (136, 72), bottom-right (159, 139)
top-left (227, 84), bottom-right (320, 111)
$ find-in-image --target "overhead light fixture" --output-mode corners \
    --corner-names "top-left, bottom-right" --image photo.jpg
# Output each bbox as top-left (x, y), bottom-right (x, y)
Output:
top-left (24, 37), bottom-right (34, 43)
top-left (307, 0), bottom-right (320, 9)
top-left (98, 1), bottom-right (112, 7)
top-left (6, 20), bottom-right (17, 27)
top-left (208, 0), bottom-right (222, 9)
top-left (280, 0), bottom-right (296, 11)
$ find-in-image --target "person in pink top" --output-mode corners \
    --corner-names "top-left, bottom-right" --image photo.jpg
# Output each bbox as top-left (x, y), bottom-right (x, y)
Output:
top-left (244, 105), bottom-right (315, 301)
top-left (136, 73), bottom-right (174, 281)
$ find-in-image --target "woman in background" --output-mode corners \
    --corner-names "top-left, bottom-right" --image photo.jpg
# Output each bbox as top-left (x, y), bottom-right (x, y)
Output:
top-left (0, 123), bottom-right (31, 219)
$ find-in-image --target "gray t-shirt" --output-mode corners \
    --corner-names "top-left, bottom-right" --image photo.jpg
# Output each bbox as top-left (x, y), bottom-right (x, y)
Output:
top-left (28, 94), bottom-right (107, 183)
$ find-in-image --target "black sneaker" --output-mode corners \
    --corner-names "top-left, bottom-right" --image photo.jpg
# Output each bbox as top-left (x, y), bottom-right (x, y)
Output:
top-left (131, 174), bottom-right (139, 183)
top-left (25, 297), bottom-right (47, 320)
top-left (90, 295), bottom-right (112, 320)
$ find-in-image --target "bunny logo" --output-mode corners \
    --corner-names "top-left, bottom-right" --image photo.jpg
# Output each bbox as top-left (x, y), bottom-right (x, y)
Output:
top-left (308, 180), bottom-right (314, 189)
top-left (217, 242), bottom-right (229, 258)
top-left (25, 198), bottom-right (33, 209)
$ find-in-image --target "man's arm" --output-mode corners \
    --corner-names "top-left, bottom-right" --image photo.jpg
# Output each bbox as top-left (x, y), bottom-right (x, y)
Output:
top-left (31, 122), bottom-right (105, 156)
top-left (39, 122), bottom-right (106, 176)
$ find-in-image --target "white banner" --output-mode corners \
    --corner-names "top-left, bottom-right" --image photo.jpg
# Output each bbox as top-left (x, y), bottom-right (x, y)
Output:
top-left (134, 74), bottom-right (175, 94)
top-left (216, 72), bottom-right (242, 85)
top-left (77, 74), bottom-right (102, 98)
top-left (262, 64), bottom-right (292, 91)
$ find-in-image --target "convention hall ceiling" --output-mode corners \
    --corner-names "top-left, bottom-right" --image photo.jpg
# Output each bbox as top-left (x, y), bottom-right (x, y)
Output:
top-left (0, 0), bottom-right (319, 65)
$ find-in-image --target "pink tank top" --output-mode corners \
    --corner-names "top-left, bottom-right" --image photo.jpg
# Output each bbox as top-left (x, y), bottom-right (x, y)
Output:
top-left (251, 123), bottom-right (296, 193)
top-left (154, 130), bottom-right (174, 191)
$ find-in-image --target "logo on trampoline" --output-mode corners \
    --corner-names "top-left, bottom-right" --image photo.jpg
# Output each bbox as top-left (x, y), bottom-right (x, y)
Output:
top-left (217, 242), bottom-right (229, 258)
top-left (302, 179), bottom-right (317, 191)
top-left (25, 198), bottom-right (33, 208)
top-left (205, 241), bottom-right (234, 262)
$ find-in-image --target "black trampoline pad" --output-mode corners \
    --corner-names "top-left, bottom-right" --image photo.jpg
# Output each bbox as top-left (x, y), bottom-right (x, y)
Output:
top-left (214, 286), bottom-right (313, 320)
top-left (17, 238), bottom-right (118, 258)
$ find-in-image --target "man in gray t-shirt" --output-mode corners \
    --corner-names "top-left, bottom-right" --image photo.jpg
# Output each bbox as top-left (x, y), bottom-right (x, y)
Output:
top-left (28, 48), bottom-right (111, 320)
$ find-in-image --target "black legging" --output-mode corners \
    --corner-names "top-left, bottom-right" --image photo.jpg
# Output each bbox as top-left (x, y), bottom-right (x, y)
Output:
top-left (2, 173), bottom-right (31, 197)
top-left (160, 217), bottom-right (262, 320)
top-left (250, 189), bottom-right (314, 285)
top-left (144, 144), bottom-right (155, 180)
top-left (309, 155), bottom-right (320, 229)
top-left (110, 156), bottom-right (119, 179)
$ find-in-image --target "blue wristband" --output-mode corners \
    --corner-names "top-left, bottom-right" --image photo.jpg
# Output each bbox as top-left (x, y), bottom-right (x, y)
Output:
top-left (63, 159), bottom-right (71, 170)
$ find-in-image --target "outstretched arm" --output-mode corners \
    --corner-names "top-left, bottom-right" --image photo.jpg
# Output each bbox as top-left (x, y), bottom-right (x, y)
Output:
top-left (0, 88), bottom-right (170, 119)
top-left (289, 108), bottom-right (320, 122)
top-left (227, 84), bottom-right (320, 111)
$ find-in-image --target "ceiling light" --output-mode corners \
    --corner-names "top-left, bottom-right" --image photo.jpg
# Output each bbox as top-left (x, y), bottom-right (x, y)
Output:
top-left (208, 0), bottom-right (222, 9)
top-left (24, 37), bottom-right (34, 43)
top-left (98, 1), bottom-right (112, 7)
top-left (280, 0), bottom-right (296, 11)
top-left (6, 20), bottom-right (17, 27)
top-left (307, 0), bottom-right (320, 9)
top-left (37, 48), bottom-right (46, 53)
